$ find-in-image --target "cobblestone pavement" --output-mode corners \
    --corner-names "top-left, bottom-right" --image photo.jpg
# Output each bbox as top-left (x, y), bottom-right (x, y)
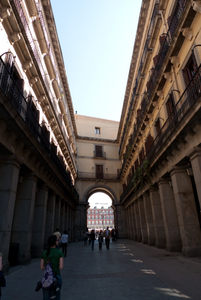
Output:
top-left (3, 239), bottom-right (201, 299)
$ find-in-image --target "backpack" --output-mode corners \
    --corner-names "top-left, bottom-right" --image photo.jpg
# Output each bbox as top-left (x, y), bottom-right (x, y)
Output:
top-left (42, 250), bottom-right (57, 290)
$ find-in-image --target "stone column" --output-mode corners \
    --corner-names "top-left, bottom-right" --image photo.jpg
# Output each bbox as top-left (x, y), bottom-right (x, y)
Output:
top-left (131, 203), bottom-right (137, 240)
top-left (0, 155), bottom-right (20, 273)
top-left (44, 192), bottom-right (56, 247)
top-left (11, 173), bottom-right (37, 264)
top-left (31, 184), bottom-right (48, 257)
top-left (188, 147), bottom-right (201, 207)
top-left (74, 203), bottom-right (87, 241)
top-left (170, 166), bottom-right (201, 256)
top-left (127, 206), bottom-right (132, 239)
top-left (54, 197), bottom-right (61, 231)
top-left (158, 178), bottom-right (182, 252)
top-left (114, 204), bottom-right (127, 238)
top-left (134, 200), bottom-right (142, 242)
top-left (64, 203), bottom-right (68, 232)
top-left (143, 192), bottom-right (155, 245)
top-left (150, 187), bottom-right (166, 248)
top-left (60, 200), bottom-right (65, 234)
top-left (68, 206), bottom-right (72, 242)
top-left (138, 197), bottom-right (148, 244)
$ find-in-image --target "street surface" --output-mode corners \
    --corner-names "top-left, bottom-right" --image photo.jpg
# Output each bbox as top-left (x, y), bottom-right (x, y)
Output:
top-left (3, 239), bottom-right (201, 299)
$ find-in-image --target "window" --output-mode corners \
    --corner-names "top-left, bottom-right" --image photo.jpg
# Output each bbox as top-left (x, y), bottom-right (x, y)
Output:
top-left (92, 221), bottom-right (94, 225)
top-left (96, 221), bottom-right (98, 224)
top-left (96, 165), bottom-right (103, 179)
top-left (182, 54), bottom-right (198, 86)
top-left (166, 94), bottom-right (175, 117)
top-left (96, 215), bottom-right (98, 219)
top-left (95, 145), bottom-right (103, 157)
top-left (95, 210), bottom-right (98, 214)
top-left (155, 119), bottom-right (161, 136)
top-left (88, 215), bottom-right (90, 219)
top-left (95, 127), bottom-right (100, 134)
top-left (88, 221), bottom-right (91, 225)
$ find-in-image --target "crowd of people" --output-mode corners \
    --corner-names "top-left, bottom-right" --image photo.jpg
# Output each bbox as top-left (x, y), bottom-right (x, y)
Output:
top-left (0, 226), bottom-right (118, 299)
top-left (83, 227), bottom-right (118, 250)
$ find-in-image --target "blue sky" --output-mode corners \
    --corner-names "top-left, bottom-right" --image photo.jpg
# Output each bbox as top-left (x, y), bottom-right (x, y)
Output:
top-left (50, 1), bottom-right (142, 122)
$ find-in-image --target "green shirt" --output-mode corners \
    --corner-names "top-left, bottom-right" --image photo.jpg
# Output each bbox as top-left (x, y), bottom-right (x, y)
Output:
top-left (41, 248), bottom-right (63, 275)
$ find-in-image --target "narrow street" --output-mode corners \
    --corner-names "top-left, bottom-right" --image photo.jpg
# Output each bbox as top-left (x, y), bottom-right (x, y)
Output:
top-left (3, 239), bottom-right (201, 300)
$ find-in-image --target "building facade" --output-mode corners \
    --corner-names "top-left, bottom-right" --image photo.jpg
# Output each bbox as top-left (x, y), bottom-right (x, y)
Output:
top-left (0, 0), bottom-right (78, 273)
top-left (87, 206), bottom-right (114, 230)
top-left (119, 0), bottom-right (201, 256)
top-left (74, 115), bottom-right (126, 240)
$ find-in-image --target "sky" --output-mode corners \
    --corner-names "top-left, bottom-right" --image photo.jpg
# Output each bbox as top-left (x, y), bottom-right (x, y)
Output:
top-left (50, 1), bottom-right (142, 122)
top-left (88, 192), bottom-right (112, 208)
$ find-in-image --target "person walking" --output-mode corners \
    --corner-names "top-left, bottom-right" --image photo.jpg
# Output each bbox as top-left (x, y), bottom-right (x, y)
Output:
top-left (54, 228), bottom-right (61, 249)
top-left (60, 230), bottom-right (68, 258)
top-left (103, 227), bottom-right (111, 249)
top-left (90, 229), bottom-right (96, 250)
top-left (98, 230), bottom-right (103, 249)
top-left (41, 235), bottom-right (64, 300)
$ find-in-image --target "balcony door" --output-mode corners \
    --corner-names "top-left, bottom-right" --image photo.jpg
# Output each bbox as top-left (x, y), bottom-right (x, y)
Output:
top-left (95, 145), bottom-right (103, 157)
top-left (96, 165), bottom-right (103, 179)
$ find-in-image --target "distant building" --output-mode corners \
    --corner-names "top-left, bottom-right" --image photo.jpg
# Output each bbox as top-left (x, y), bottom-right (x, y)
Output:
top-left (87, 206), bottom-right (114, 230)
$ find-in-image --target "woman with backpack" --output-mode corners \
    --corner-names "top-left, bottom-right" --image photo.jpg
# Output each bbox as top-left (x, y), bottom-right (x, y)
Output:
top-left (41, 235), bottom-right (64, 299)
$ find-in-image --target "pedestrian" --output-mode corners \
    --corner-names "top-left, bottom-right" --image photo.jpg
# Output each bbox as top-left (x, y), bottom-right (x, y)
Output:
top-left (60, 230), bottom-right (68, 258)
top-left (83, 231), bottom-right (87, 245)
top-left (98, 230), bottom-right (103, 249)
top-left (103, 227), bottom-right (111, 249)
top-left (41, 235), bottom-right (64, 300)
top-left (54, 228), bottom-right (61, 249)
top-left (114, 229), bottom-right (117, 241)
top-left (90, 229), bottom-right (96, 250)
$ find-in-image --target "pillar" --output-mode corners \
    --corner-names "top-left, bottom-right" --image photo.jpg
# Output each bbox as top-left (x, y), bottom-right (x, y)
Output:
top-left (158, 178), bottom-right (182, 252)
top-left (60, 200), bottom-right (65, 234)
top-left (170, 166), bottom-right (201, 256)
top-left (143, 192), bottom-right (155, 245)
top-left (138, 197), bottom-right (148, 244)
top-left (134, 200), bottom-right (142, 242)
top-left (150, 187), bottom-right (166, 248)
top-left (54, 197), bottom-right (61, 230)
top-left (127, 206), bottom-right (132, 239)
top-left (64, 203), bottom-right (68, 232)
top-left (131, 203), bottom-right (137, 240)
top-left (44, 191), bottom-right (56, 247)
top-left (11, 173), bottom-right (37, 264)
top-left (31, 184), bottom-right (48, 257)
top-left (188, 147), bottom-right (201, 207)
top-left (0, 156), bottom-right (20, 273)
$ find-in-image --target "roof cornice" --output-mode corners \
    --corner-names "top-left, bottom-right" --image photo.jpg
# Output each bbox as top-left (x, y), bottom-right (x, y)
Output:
top-left (117, 0), bottom-right (151, 143)
top-left (76, 136), bottom-right (118, 144)
top-left (41, 0), bottom-right (78, 136)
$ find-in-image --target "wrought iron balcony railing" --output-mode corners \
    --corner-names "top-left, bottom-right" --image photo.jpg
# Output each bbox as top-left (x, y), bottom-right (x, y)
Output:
top-left (120, 0), bottom-right (188, 172)
top-left (77, 172), bottom-right (120, 180)
top-left (93, 151), bottom-right (106, 158)
top-left (120, 61), bottom-right (201, 202)
top-left (0, 56), bottom-right (79, 201)
top-left (12, 0), bottom-right (77, 170)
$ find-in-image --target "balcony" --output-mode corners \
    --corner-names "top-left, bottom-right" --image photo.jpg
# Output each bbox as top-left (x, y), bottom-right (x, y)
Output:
top-left (0, 56), bottom-right (79, 201)
top-left (121, 61), bottom-right (201, 202)
top-left (77, 172), bottom-right (120, 181)
top-left (93, 150), bottom-right (106, 159)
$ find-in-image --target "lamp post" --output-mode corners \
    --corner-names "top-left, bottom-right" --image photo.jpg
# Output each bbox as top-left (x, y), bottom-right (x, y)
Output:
top-left (100, 211), bottom-right (106, 230)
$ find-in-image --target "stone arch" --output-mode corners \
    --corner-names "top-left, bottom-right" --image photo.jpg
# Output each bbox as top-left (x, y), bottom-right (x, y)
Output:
top-left (82, 183), bottom-right (118, 205)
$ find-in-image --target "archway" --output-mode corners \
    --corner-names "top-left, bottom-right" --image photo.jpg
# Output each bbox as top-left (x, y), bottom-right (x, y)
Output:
top-left (87, 192), bottom-right (114, 231)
